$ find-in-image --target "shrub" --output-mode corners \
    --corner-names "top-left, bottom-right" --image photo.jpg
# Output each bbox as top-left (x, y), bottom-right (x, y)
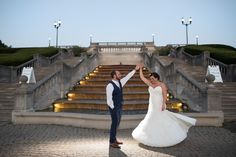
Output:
top-left (182, 44), bottom-right (236, 64)
top-left (0, 47), bottom-right (59, 66)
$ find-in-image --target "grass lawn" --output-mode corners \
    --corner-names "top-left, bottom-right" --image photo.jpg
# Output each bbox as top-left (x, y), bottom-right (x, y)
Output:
top-left (0, 47), bottom-right (59, 66)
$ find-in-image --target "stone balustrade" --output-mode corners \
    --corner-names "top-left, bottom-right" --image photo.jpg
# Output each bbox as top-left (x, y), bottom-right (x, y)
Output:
top-left (0, 49), bottom-right (73, 83)
top-left (178, 48), bottom-right (236, 82)
top-left (89, 41), bottom-right (155, 54)
top-left (14, 52), bottom-right (99, 111)
top-left (175, 69), bottom-right (207, 112)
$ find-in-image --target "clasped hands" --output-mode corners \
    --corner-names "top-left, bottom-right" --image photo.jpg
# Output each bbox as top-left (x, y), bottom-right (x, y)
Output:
top-left (135, 63), bottom-right (144, 71)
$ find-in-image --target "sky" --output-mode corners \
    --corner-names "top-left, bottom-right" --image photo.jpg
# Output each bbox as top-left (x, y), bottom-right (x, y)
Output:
top-left (0, 0), bottom-right (236, 48)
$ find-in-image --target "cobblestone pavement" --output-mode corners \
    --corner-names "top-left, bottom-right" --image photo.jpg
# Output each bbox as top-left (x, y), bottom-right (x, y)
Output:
top-left (0, 123), bottom-right (236, 157)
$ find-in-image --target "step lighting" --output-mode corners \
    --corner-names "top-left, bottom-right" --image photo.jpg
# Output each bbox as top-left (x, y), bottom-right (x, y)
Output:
top-left (54, 103), bottom-right (61, 108)
top-left (89, 73), bottom-right (96, 76)
top-left (177, 103), bottom-right (183, 107)
top-left (67, 93), bottom-right (75, 98)
top-left (93, 70), bottom-right (98, 73)
top-left (79, 80), bottom-right (86, 85)
top-left (85, 76), bottom-right (89, 80)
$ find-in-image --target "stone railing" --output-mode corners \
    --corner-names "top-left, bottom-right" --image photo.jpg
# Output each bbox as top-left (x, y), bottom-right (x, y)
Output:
top-left (89, 41), bottom-right (155, 54)
top-left (205, 55), bottom-right (236, 81)
top-left (178, 48), bottom-right (236, 82)
top-left (181, 51), bottom-right (203, 66)
top-left (14, 51), bottom-right (99, 111)
top-left (175, 69), bottom-right (207, 112)
top-left (0, 49), bottom-right (73, 83)
top-left (14, 70), bottom-right (61, 111)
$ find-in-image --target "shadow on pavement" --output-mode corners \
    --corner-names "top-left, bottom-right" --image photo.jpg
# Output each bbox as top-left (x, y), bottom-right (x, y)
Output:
top-left (223, 122), bottom-right (236, 133)
top-left (109, 147), bottom-right (128, 157)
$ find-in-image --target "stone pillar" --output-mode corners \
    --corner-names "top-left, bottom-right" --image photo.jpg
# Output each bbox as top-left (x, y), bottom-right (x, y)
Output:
top-left (206, 84), bottom-right (224, 125)
top-left (203, 51), bottom-right (210, 68)
top-left (14, 76), bottom-right (35, 111)
top-left (226, 64), bottom-right (236, 82)
top-left (207, 84), bottom-right (222, 111)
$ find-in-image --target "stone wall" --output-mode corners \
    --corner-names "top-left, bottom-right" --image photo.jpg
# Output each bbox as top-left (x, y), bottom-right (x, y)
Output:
top-left (98, 52), bottom-right (143, 65)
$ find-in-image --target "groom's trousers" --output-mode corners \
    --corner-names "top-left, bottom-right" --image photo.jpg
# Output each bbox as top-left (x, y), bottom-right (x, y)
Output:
top-left (109, 106), bottom-right (122, 143)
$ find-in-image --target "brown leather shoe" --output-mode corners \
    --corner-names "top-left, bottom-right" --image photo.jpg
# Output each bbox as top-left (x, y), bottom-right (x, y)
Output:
top-left (115, 140), bottom-right (123, 145)
top-left (110, 143), bottom-right (121, 148)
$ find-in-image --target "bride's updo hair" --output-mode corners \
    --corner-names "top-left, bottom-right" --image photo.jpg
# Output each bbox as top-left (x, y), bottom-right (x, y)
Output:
top-left (150, 72), bottom-right (160, 80)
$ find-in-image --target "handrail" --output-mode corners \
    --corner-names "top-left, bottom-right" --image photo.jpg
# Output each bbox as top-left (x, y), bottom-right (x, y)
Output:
top-left (176, 69), bottom-right (206, 92)
top-left (16, 58), bottom-right (37, 76)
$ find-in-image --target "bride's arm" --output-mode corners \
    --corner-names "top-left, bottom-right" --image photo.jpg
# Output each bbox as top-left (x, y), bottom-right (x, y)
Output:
top-left (161, 83), bottom-right (168, 110)
top-left (139, 66), bottom-right (152, 87)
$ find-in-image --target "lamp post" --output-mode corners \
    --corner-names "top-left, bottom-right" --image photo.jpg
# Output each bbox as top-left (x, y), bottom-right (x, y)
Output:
top-left (48, 37), bottom-right (51, 47)
top-left (90, 34), bottom-right (93, 44)
top-left (181, 17), bottom-right (192, 45)
top-left (196, 35), bottom-right (199, 45)
top-left (152, 34), bottom-right (155, 43)
top-left (54, 20), bottom-right (61, 48)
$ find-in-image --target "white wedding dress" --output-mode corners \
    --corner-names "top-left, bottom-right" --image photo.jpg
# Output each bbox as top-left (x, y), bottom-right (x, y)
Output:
top-left (132, 86), bottom-right (196, 147)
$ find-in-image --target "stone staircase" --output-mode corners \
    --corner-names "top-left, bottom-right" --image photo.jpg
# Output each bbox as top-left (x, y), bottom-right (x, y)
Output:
top-left (1, 55), bottom-right (235, 123)
top-left (0, 83), bottom-right (17, 123)
top-left (215, 82), bottom-right (236, 122)
top-left (53, 65), bottom-right (150, 113)
top-left (157, 56), bottom-right (206, 82)
top-left (0, 66), bottom-right (54, 123)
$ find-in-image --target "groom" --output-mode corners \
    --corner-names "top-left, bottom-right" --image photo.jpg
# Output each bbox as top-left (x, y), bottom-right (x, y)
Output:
top-left (106, 65), bottom-right (139, 148)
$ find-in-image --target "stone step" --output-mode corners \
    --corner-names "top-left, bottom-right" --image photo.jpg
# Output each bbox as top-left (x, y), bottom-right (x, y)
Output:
top-left (0, 109), bottom-right (12, 113)
top-left (80, 80), bottom-right (146, 85)
top-left (53, 99), bottom-right (149, 111)
top-left (84, 77), bottom-right (145, 81)
top-left (67, 93), bottom-right (149, 100)
top-left (68, 91), bottom-right (149, 94)
top-left (74, 86), bottom-right (148, 92)
top-left (55, 99), bottom-right (148, 105)
top-left (86, 74), bottom-right (149, 79)
top-left (0, 102), bottom-right (14, 106)
top-left (222, 99), bottom-right (236, 104)
top-left (0, 105), bottom-right (14, 110)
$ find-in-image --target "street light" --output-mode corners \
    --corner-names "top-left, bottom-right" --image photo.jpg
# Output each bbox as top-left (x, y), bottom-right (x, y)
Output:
top-left (152, 34), bottom-right (155, 43)
top-left (181, 17), bottom-right (192, 45)
top-left (48, 37), bottom-right (51, 47)
top-left (54, 20), bottom-right (61, 48)
top-left (196, 35), bottom-right (199, 45)
top-left (90, 34), bottom-right (93, 44)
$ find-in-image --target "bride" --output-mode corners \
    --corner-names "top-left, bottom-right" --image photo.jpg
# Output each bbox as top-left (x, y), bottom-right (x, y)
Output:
top-left (132, 64), bottom-right (196, 147)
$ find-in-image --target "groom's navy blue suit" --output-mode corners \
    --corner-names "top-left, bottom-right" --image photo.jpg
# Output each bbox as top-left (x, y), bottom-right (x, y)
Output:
top-left (106, 69), bottom-right (136, 145)
top-left (108, 80), bottom-right (123, 144)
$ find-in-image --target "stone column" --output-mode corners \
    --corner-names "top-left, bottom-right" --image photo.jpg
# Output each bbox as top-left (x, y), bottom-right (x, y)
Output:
top-left (203, 51), bottom-right (210, 68)
top-left (206, 84), bottom-right (224, 125)
top-left (207, 84), bottom-right (222, 111)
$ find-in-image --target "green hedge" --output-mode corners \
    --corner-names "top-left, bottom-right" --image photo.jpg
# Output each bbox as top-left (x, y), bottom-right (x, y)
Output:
top-left (183, 44), bottom-right (236, 64)
top-left (72, 46), bottom-right (87, 57)
top-left (0, 47), bottom-right (59, 66)
top-left (154, 46), bottom-right (172, 56)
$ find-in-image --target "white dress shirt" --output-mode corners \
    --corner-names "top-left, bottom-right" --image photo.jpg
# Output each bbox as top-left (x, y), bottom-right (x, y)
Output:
top-left (106, 70), bottom-right (136, 109)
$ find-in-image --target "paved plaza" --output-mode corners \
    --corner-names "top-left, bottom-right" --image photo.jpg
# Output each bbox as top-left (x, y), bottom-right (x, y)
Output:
top-left (0, 122), bottom-right (236, 157)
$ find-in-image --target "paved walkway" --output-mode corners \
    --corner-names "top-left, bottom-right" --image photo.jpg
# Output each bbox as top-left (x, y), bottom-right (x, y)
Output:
top-left (0, 123), bottom-right (236, 157)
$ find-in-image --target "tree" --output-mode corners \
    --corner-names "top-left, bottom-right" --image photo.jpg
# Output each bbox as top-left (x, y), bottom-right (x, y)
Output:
top-left (0, 40), bottom-right (8, 48)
